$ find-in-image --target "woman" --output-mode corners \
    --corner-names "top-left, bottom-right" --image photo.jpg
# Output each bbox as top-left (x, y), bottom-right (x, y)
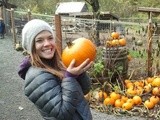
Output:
top-left (18, 19), bottom-right (93, 120)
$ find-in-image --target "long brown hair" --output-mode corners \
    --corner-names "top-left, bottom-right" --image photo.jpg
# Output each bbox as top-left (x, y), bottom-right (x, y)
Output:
top-left (30, 42), bottom-right (66, 79)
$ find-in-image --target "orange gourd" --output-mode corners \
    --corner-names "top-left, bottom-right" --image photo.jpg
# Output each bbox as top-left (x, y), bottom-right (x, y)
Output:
top-left (121, 96), bottom-right (128, 102)
top-left (144, 100), bottom-right (155, 109)
top-left (125, 82), bottom-right (134, 89)
top-left (152, 87), bottom-right (160, 96)
top-left (133, 95), bottom-right (142, 105)
top-left (111, 32), bottom-right (119, 39)
top-left (152, 77), bottom-right (160, 87)
top-left (122, 102), bottom-right (133, 110)
top-left (126, 98), bottom-right (135, 105)
top-left (119, 38), bottom-right (126, 46)
top-left (98, 91), bottom-right (108, 102)
top-left (149, 96), bottom-right (159, 105)
top-left (62, 38), bottom-right (96, 67)
top-left (114, 99), bottom-right (124, 108)
top-left (111, 39), bottom-right (119, 47)
top-left (126, 87), bottom-right (137, 96)
top-left (144, 84), bottom-right (152, 93)
top-left (146, 77), bottom-right (154, 84)
top-left (110, 92), bottom-right (121, 101)
top-left (103, 97), bottom-right (115, 106)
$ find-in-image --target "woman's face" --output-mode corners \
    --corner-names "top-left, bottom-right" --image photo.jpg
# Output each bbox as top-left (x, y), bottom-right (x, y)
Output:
top-left (34, 31), bottom-right (56, 59)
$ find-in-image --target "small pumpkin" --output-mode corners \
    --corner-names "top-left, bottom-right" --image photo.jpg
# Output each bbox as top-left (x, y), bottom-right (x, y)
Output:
top-left (152, 77), bottom-right (160, 87)
top-left (149, 96), bottom-right (159, 105)
top-left (111, 32), bottom-right (120, 39)
top-left (126, 87), bottom-right (137, 96)
top-left (118, 38), bottom-right (126, 46)
top-left (110, 92), bottom-right (121, 101)
top-left (126, 98), bottom-right (135, 105)
top-left (62, 38), bottom-right (96, 67)
top-left (132, 95), bottom-right (142, 105)
top-left (98, 90), bottom-right (108, 102)
top-left (146, 77), bottom-right (154, 84)
top-left (111, 39), bottom-right (119, 47)
top-left (114, 99), bottom-right (124, 108)
top-left (103, 97), bottom-right (115, 106)
top-left (152, 87), bottom-right (160, 96)
top-left (144, 100), bottom-right (155, 109)
top-left (121, 95), bottom-right (128, 102)
top-left (144, 84), bottom-right (152, 93)
top-left (122, 102), bottom-right (133, 110)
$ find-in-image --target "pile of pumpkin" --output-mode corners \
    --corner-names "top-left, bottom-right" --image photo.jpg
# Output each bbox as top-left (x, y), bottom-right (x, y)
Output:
top-left (106, 32), bottom-right (127, 47)
top-left (86, 76), bottom-right (160, 118)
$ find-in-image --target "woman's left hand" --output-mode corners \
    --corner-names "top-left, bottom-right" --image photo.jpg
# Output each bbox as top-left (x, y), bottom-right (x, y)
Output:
top-left (66, 58), bottom-right (93, 76)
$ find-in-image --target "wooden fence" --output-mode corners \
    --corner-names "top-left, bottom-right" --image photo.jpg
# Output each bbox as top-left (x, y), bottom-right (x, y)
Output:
top-left (2, 8), bottom-right (157, 49)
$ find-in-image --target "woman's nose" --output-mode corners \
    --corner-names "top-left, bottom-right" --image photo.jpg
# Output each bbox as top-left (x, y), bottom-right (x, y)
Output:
top-left (44, 39), bottom-right (51, 46)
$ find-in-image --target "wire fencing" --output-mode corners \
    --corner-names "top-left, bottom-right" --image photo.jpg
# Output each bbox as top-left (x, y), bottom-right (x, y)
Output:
top-left (4, 9), bottom-right (159, 48)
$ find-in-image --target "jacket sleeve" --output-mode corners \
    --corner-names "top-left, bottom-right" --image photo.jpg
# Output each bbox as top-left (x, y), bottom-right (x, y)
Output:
top-left (76, 72), bottom-right (91, 95)
top-left (24, 67), bottom-right (83, 120)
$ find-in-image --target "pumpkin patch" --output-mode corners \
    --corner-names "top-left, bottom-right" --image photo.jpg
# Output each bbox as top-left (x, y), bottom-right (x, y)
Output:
top-left (86, 76), bottom-right (160, 118)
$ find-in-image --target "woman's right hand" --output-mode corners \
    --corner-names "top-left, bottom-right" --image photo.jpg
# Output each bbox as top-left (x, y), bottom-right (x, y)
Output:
top-left (66, 58), bottom-right (93, 76)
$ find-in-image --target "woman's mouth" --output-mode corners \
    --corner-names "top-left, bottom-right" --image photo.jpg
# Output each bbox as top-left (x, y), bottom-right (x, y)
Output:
top-left (43, 48), bottom-right (52, 53)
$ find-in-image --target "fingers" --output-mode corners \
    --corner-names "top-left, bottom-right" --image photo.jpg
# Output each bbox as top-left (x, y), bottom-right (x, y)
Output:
top-left (78, 59), bottom-right (93, 73)
top-left (67, 58), bottom-right (93, 75)
top-left (78, 58), bottom-right (90, 68)
top-left (68, 59), bottom-right (76, 68)
top-left (82, 61), bottom-right (93, 72)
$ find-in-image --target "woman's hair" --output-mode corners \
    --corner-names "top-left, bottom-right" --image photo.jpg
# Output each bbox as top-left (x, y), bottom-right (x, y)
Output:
top-left (30, 42), bottom-right (66, 79)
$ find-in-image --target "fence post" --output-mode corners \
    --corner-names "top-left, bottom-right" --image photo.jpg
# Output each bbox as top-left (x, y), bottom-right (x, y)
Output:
top-left (54, 14), bottom-right (62, 55)
top-left (10, 8), bottom-right (17, 47)
top-left (27, 9), bottom-right (31, 21)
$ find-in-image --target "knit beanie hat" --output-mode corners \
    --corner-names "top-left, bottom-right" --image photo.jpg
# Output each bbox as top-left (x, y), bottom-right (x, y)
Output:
top-left (22, 19), bottom-right (54, 54)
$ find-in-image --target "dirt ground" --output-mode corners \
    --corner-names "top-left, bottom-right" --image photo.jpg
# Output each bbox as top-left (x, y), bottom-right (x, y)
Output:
top-left (0, 35), bottom-right (150, 120)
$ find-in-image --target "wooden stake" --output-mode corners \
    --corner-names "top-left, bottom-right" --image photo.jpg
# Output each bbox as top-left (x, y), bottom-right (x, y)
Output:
top-left (10, 8), bottom-right (17, 47)
top-left (27, 9), bottom-right (31, 21)
top-left (54, 14), bottom-right (62, 55)
top-left (147, 12), bottom-right (154, 77)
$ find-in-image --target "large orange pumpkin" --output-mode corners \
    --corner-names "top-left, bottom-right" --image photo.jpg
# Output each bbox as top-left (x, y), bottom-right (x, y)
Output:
top-left (62, 38), bottom-right (96, 67)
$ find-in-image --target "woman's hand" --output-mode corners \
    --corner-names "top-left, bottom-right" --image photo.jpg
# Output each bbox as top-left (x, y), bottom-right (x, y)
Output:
top-left (66, 58), bottom-right (93, 76)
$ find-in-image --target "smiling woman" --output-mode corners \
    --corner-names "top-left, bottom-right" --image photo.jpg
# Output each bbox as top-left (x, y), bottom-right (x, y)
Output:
top-left (18, 19), bottom-right (93, 120)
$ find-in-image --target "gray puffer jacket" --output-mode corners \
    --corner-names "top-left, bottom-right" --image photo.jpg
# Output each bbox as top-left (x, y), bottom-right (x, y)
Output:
top-left (24, 66), bottom-right (92, 120)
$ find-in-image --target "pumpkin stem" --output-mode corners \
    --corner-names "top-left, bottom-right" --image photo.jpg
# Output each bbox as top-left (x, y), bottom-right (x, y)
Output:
top-left (66, 41), bottom-right (73, 48)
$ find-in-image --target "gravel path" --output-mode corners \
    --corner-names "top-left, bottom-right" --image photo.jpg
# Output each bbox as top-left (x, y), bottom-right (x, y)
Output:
top-left (0, 36), bottom-right (147, 120)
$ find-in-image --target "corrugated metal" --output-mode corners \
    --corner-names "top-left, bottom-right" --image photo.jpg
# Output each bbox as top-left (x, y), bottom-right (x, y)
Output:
top-left (55, 2), bottom-right (88, 15)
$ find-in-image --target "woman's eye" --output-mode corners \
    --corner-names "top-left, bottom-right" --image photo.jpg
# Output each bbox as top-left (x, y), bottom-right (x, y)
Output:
top-left (49, 37), bottom-right (53, 40)
top-left (48, 37), bottom-right (54, 41)
top-left (35, 39), bottom-right (43, 43)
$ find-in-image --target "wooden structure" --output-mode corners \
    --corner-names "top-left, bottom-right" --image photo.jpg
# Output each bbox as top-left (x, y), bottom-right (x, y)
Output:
top-left (138, 7), bottom-right (160, 77)
top-left (69, 11), bottom-right (119, 21)
top-left (0, 0), bottom-right (17, 18)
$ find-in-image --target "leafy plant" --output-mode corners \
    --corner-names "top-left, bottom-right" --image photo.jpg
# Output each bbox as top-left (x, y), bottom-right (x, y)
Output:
top-left (92, 59), bottom-right (105, 76)
top-left (88, 46), bottom-right (106, 78)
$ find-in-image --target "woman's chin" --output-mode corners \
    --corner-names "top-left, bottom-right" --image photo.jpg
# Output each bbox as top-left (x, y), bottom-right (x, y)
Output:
top-left (41, 54), bottom-right (54, 59)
